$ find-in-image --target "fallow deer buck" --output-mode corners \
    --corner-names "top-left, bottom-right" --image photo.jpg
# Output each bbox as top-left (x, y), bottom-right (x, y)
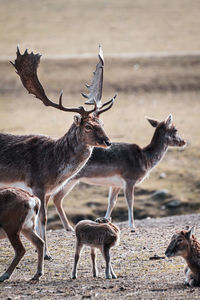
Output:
top-left (165, 226), bottom-right (200, 287)
top-left (50, 114), bottom-right (186, 231)
top-left (0, 46), bottom-right (116, 259)
top-left (0, 187), bottom-right (44, 282)
top-left (72, 217), bottom-right (120, 279)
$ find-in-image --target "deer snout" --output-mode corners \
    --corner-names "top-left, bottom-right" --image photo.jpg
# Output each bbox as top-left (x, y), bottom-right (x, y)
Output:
top-left (179, 140), bottom-right (187, 147)
top-left (104, 139), bottom-right (112, 147)
top-left (165, 248), bottom-right (172, 258)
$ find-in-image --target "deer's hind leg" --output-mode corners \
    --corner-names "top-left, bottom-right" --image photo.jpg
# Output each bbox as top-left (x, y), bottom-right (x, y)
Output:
top-left (0, 232), bottom-right (25, 282)
top-left (22, 228), bottom-right (44, 281)
top-left (101, 244), bottom-right (116, 279)
top-left (91, 247), bottom-right (98, 277)
top-left (124, 181), bottom-right (135, 230)
top-left (105, 187), bottom-right (120, 219)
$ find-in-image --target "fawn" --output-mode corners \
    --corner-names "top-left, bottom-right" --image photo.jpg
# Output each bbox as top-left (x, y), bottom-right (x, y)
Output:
top-left (72, 217), bottom-right (120, 279)
top-left (165, 226), bottom-right (200, 287)
top-left (0, 187), bottom-right (44, 282)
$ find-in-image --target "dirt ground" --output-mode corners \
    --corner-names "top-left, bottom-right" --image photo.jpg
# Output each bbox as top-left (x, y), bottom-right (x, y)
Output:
top-left (1, 214), bottom-right (200, 299)
top-left (1, 0), bottom-right (200, 299)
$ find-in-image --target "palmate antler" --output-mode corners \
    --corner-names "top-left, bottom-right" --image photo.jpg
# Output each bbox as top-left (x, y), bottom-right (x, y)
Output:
top-left (81, 45), bottom-right (117, 116)
top-left (11, 46), bottom-right (116, 118)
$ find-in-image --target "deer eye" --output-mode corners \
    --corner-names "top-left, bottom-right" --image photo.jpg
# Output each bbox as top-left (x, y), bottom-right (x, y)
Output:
top-left (85, 124), bottom-right (93, 131)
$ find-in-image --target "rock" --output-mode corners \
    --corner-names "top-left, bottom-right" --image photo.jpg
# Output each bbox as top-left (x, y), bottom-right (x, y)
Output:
top-left (159, 172), bottom-right (166, 179)
top-left (166, 199), bottom-right (181, 208)
top-left (151, 189), bottom-right (169, 200)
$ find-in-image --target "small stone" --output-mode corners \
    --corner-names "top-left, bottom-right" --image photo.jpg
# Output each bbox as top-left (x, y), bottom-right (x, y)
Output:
top-left (159, 172), bottom-right (166, 179)
top-left (166, 199), bottom-right (181, 208)
top-left (151, 189), bottom-right (169, 200)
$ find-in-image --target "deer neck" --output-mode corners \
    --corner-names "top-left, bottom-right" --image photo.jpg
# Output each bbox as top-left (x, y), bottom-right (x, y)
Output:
top-left (143, 130), bottom-right (168, 169)
top-left (55, 123), bottom-right (92, 178)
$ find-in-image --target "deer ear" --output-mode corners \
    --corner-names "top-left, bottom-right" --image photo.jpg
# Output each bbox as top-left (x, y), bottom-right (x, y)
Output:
top-left (145, 117), bottom-right (159, 128)
top-left (165, 114), bottom-right (173, 127)
top-left (74, 115), bottom-right (82, 126)
top-left (186, 226), bottom-right (196, 239)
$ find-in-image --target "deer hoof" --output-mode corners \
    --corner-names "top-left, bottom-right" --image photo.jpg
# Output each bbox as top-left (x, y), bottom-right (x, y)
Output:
top-left (44, 254), bottom-right (53, 261)
top-left (0, 273), bottom-right (9, 282)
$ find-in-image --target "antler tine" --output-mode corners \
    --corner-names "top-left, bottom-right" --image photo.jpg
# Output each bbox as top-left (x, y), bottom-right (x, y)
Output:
top-left (11, 47), bottom-right (88, 116)
top-left (81, 45), bottom-right (104, 108)
top-left (96, 94), bottom-right (117, 116)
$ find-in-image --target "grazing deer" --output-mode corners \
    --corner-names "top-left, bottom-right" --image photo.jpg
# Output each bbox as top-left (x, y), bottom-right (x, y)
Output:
top-left (50, 114), bottom-right (186, 231)
top-left (0, 46), bottom-right (116, 259)
top-left (0, 187), bottom-right (44, 282)
top-left (165, 226), bottom-right (200, 287)
top-left (72, 217), bottom-right (120, 279)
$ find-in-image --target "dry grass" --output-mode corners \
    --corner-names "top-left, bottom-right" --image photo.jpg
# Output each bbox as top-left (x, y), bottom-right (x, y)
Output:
top-left (1, 0), bottom-right (200, 57)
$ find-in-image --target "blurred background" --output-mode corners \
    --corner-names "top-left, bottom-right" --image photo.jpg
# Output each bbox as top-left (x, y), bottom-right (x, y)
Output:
top-left (0, 0), bottom-right (200, 229)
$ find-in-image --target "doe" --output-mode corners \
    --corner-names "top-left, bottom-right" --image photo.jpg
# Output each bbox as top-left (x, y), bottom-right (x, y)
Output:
top-left (51, 114), bottom-right (186, 231)
top-left (72, 217), bottom-right (120, 279)
top-left (165, 226), bottom-right (200, 287)
top-left (0, 187), bottom-right (44, 282)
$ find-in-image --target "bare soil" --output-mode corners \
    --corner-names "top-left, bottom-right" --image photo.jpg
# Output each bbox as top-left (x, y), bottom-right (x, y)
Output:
top-left (1, 214), bottom-right (200, 299)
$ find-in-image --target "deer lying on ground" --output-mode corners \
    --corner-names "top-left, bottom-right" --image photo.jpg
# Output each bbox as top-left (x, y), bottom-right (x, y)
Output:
top-left (0, 187), bottom-right (44, 282)
top-left (165, 226), bottom-right (200, 287)
top-left (0, 46), bottom-right (116, 260)
top-left (72, 217), bottom-right (120, 279)
top-left (50, 114), bottom-right (186, 231)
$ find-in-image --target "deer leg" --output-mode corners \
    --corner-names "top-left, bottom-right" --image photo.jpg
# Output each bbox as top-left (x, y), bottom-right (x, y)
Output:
top-left (33, 189), bottom-right (51, 260)
top-left (91, 247), bottom-right (98, 277)
top-left (0, 233), bottom-right (25, 282)
top-left (52, 180), bottom-right (78, 232)
top-left (124, 182), bottom-right (135, 230)
top-left (72, 242), bottom-right (83, 279)
top-left (105, 187), bottom-right (120, 219)
top-left (101, 244), bottom-right (112, 279)
top-left (22, 228), bottom-right (44, 281)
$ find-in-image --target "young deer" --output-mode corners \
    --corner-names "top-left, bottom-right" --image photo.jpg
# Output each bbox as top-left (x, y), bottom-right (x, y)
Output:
top-left (50, 114), bottom-right (186, 231)
top-left (0, 187), bottom-right (44, 282)
top-left (72, 217), bottom-right (120, 279)
top-left (165, 226), bottom-right (200, 287)
top-left (0, 46), bottom-right (116, 260)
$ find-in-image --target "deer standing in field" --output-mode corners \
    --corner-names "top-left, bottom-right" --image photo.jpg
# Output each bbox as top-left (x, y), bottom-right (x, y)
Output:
top-left (72, 217), bottom-right (120, 279)
top-left (0, 46), bottom-right (116, 259)
top-left (0, 187), bottom-right (44, 282)
top-left (165, 226), bottom-right (200, 287)
top-left (50, 114), bottom-right (186, 231)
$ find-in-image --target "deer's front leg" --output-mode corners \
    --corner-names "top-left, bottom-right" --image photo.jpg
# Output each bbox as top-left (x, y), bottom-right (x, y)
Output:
top-left (34, 189), bottom-right (51, 260)
top-left (105, 187), bottom-right (120, 219)
top-left (52, 180), bottom-right (78, 232)
top-left (124, 181), bottom-right (135, 231)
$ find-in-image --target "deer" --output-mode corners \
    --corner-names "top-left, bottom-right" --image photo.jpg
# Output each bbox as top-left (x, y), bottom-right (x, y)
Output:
top-left (0, 187), bottom-right (44, 282)
top-left (72, 217), bottom-right (120, 279)
top-left (50, 114), bottom-right (186, 232)
top-left (0, 46), bottom-right (116, 260)
top-left (165, 226), bottom-right (200, 287)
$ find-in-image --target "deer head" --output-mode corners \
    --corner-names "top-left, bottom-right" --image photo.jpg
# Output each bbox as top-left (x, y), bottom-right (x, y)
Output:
top-left (11, 46), bottom-right (116, 148)
top-left (146, 114), bottom-right (186, 148)
top-left (165, 227), bottom-right (196, 258)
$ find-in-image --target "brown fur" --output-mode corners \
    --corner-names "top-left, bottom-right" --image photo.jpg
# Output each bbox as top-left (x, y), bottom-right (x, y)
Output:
top-left (72, 218), bottom-right (120, 279)
top-left (0, 187), bottom-right (44, 282)
top-left (51, 114), bottom-right (186, 231)
top-left (165, 227), bottom-right (200, 287)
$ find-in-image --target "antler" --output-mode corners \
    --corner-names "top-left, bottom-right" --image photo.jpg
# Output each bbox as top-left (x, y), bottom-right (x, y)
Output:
top-left (81, 45), bottom-right (117, 114)
top-left (11, 46), bottom-right (96, 118)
